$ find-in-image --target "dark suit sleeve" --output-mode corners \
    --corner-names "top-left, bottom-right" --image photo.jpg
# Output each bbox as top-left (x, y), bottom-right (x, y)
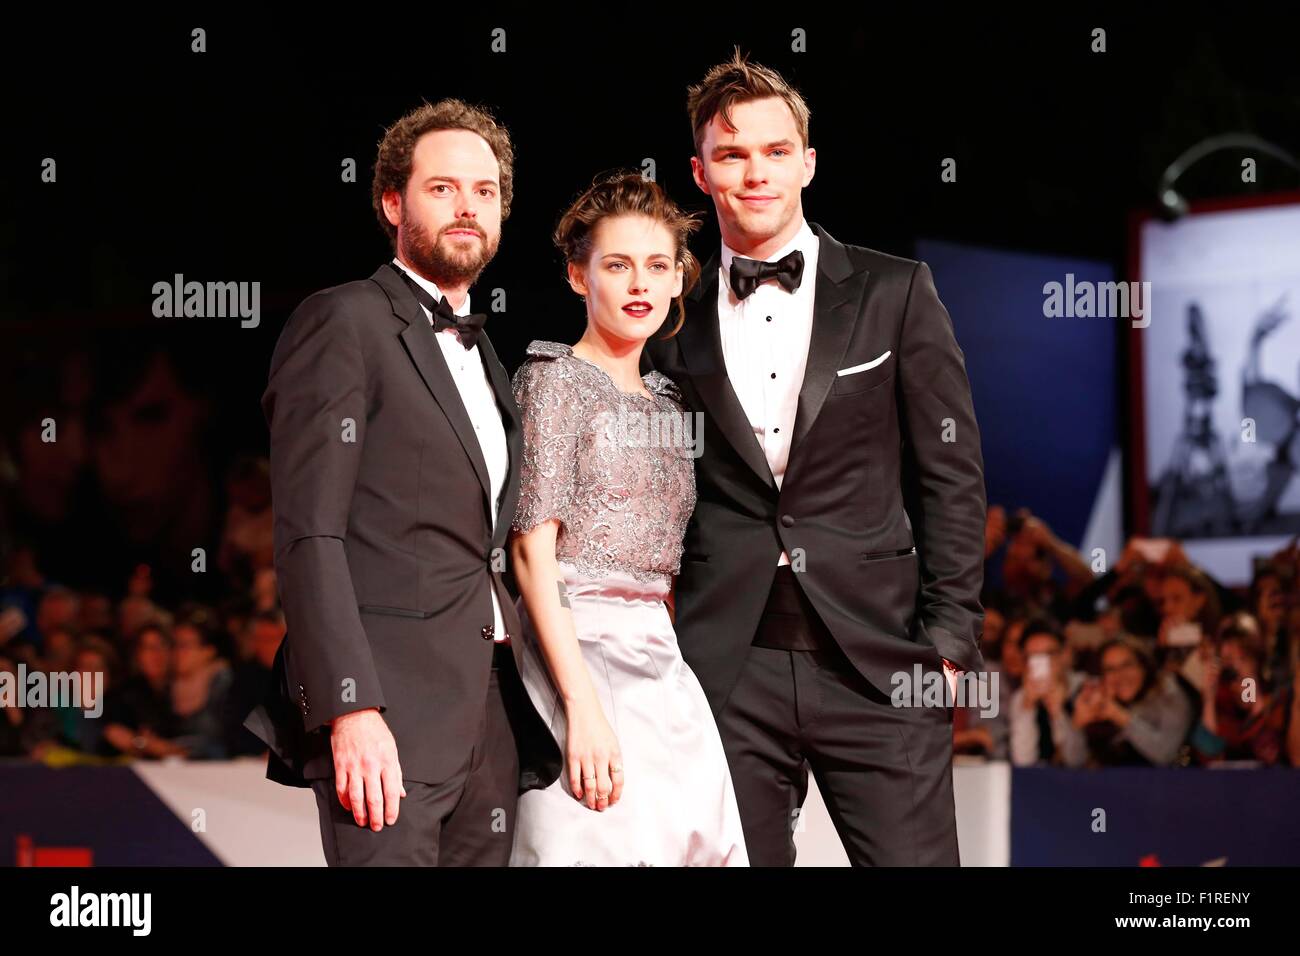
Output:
top-left (263, 294), bottom-right (386, 733)
top-left (897, 261), bottom-right (987, 673)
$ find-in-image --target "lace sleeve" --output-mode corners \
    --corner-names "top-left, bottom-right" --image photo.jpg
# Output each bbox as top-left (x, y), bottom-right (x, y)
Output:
top-left (511, 357), bottom-right (583, 536)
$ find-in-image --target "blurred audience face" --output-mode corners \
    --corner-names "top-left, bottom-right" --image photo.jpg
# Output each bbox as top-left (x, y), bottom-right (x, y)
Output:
top-left (1002, 618), bottom-right (1027, 680)
top-left (78, 594), bottom-right (114, 634)
top-left (1101, 643), bottom-right (1145, 703)
top-left (251, 616), bottom-right (285, 669)
top-left (1003, 534), bottom-right (1052, 596)
top-left (118, 595), bottom-right (159, 639)
top-left (1159, 575), bottom-right (1205, 625)
top-left (1253, 572), bottom-right (1285, 634)
top-left (1098, 605), bottom-right (1125, 639)
top-left (980, 607), bottom-right (1006, 656)
top-left (127, 564), bottom-right (153, 598)
top-left (37, 589), bottom-right (80, 636)
top-left (92, 352), bottom-right (209, 546)
top-left (1141, 566), bottom-right (1165, 605)
top-left (134, 627), bottom-right (171, 686)
top-left (171, 623), bottom-right (216, 678)
top-left (74, 647), bottom-right (110, 709)
top-left (42, 628), bottom-right (77, 672)
top-left (1217, 637), bottom-right (1260, 690)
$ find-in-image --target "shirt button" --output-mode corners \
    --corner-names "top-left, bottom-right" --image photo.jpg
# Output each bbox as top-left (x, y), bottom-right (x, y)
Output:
top-left (766, 316), bottom-right (772, 322)
top-left (781, 514), bottom-right (795, 527)
top-left (770, 372), bottom-right (776, 379)
top-left (773, 426), bottom-right (780, 433)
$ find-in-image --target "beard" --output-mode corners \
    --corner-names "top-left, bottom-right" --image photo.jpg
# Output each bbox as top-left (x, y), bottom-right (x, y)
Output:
top-left (399, 210), bottom-right (500, 286)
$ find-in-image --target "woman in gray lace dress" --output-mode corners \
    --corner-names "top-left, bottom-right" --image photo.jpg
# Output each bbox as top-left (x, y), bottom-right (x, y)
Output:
top-left (507, 173), bottom-right (748, 866)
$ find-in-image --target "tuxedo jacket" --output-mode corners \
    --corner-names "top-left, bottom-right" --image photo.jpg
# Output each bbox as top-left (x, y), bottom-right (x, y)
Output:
top-left (644, 223), bottom-right (987, 715)
top-left (244, 263), bottom-right (562, 791)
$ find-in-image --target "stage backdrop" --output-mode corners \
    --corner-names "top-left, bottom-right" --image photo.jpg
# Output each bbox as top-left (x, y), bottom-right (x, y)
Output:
top-left (917, 239), bottom-right (1123, 566)
top-left (1134, 196), bottom-right (1300, 584)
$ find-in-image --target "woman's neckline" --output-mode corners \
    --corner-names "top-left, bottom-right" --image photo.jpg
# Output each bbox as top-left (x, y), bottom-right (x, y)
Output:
top-left (565, 344), bottom-right (657, 402)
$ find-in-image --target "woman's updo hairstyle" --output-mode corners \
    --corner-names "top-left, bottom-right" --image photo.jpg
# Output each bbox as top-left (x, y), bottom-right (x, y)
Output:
top-left (553, 171), bottom-right (703, 338)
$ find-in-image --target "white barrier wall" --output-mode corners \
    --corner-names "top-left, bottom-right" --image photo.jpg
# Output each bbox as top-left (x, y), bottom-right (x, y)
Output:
top-left (134, 758), bottom-right (1010, 866)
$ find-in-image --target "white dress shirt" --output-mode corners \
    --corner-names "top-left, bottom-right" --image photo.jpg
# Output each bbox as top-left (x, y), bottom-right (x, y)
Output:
top-left (392, 258), bottom-right (509, 642)
top-left (717, 219), bottom-right (820, 567)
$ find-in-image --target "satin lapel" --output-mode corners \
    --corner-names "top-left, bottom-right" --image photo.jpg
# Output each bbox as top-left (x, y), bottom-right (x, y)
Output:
top-left (784, 224), bottom-right (870, 484)
top-left (372, 264), bottom-right (492, 514)
top-left (477, 331), bottom-right (521, 552)
top-left (679, 255), bottom-right (777, 492)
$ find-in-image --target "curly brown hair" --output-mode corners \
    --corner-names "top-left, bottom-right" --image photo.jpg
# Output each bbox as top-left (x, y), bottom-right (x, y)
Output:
top-left (371, 99), bottom-right (515, 248)
top-left (687, 47), bottom-right (811, 158)
top-left (553, 171), bottom-right (702, 339)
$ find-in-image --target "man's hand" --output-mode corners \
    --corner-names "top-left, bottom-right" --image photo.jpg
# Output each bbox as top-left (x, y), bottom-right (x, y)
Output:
top-left (942, 658), bottom-right (959, 705)
top-left (330, 707), bottom-right (405, 831)
top-left (0, 607), bottom-right (26, 645)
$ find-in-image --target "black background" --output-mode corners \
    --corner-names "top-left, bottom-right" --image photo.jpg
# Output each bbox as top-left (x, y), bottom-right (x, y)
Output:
top-left (3, 8), bottom-right (1297, 597)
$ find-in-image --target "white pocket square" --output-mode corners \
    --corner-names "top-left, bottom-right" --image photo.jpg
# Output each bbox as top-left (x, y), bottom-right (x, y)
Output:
top-left (836, 351), bottom-right (892, 376)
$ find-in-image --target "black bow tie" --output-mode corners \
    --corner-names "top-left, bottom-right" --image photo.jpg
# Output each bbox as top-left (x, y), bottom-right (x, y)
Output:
top-left (729, 249), bottom-right (805, 300)
top-left (398, 268), bottom-right (488, 350)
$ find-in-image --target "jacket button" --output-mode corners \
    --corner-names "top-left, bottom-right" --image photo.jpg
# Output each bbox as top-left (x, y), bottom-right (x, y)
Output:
top-left (780, 514), bottom-right (795, 527)
top-left (481, 624), bottom-right (495, 640)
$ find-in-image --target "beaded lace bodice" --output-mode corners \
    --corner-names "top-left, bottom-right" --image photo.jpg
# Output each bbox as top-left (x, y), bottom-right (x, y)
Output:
top-left (510, 340), bottom-right (697, 586)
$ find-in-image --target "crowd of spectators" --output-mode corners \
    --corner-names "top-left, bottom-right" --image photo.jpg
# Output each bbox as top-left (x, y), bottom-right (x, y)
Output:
top-left (1, 453), bottom-right (281, 763)
top-left (955, 506), bottom-right (1300, 768)
top-left (4, 463), bottom-right (1299, 771)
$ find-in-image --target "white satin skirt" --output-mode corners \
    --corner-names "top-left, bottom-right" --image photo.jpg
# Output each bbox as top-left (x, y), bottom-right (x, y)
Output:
top-left (509, 561), bottom-right (749, 866)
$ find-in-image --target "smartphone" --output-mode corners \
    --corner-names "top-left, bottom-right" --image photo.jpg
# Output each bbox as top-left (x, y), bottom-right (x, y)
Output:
top-left (1028, 653), bottom-right (1052, 681)
top-left (1066, 622), bottom-right (1107, 649)
top-left (1166, 622), bottom-right (1203, 647)
top-left (1132, 537), bottom-right (1174, 564)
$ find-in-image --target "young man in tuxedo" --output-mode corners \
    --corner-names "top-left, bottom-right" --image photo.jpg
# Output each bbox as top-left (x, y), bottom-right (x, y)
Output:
top-left (245, 100), bottom-right (559, 866)
top-left (645, 52), bottom-right (986, 865)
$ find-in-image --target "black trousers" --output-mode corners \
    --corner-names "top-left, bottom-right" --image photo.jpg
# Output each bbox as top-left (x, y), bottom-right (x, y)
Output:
top-left (716, 566), bottom-right (959, 866)
top-left (311, 651), bottom-right (519, 866)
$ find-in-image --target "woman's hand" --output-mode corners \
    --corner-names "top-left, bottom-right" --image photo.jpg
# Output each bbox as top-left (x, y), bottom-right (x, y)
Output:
top-left (564, 697), bottom-right (624, 811)
top-left (1197, 644), bottom-right (1220, 695)
top-left (1097, 691), bottom-right (1131, 727)
top-left (1072, 682), bottom-right (1103, 728)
